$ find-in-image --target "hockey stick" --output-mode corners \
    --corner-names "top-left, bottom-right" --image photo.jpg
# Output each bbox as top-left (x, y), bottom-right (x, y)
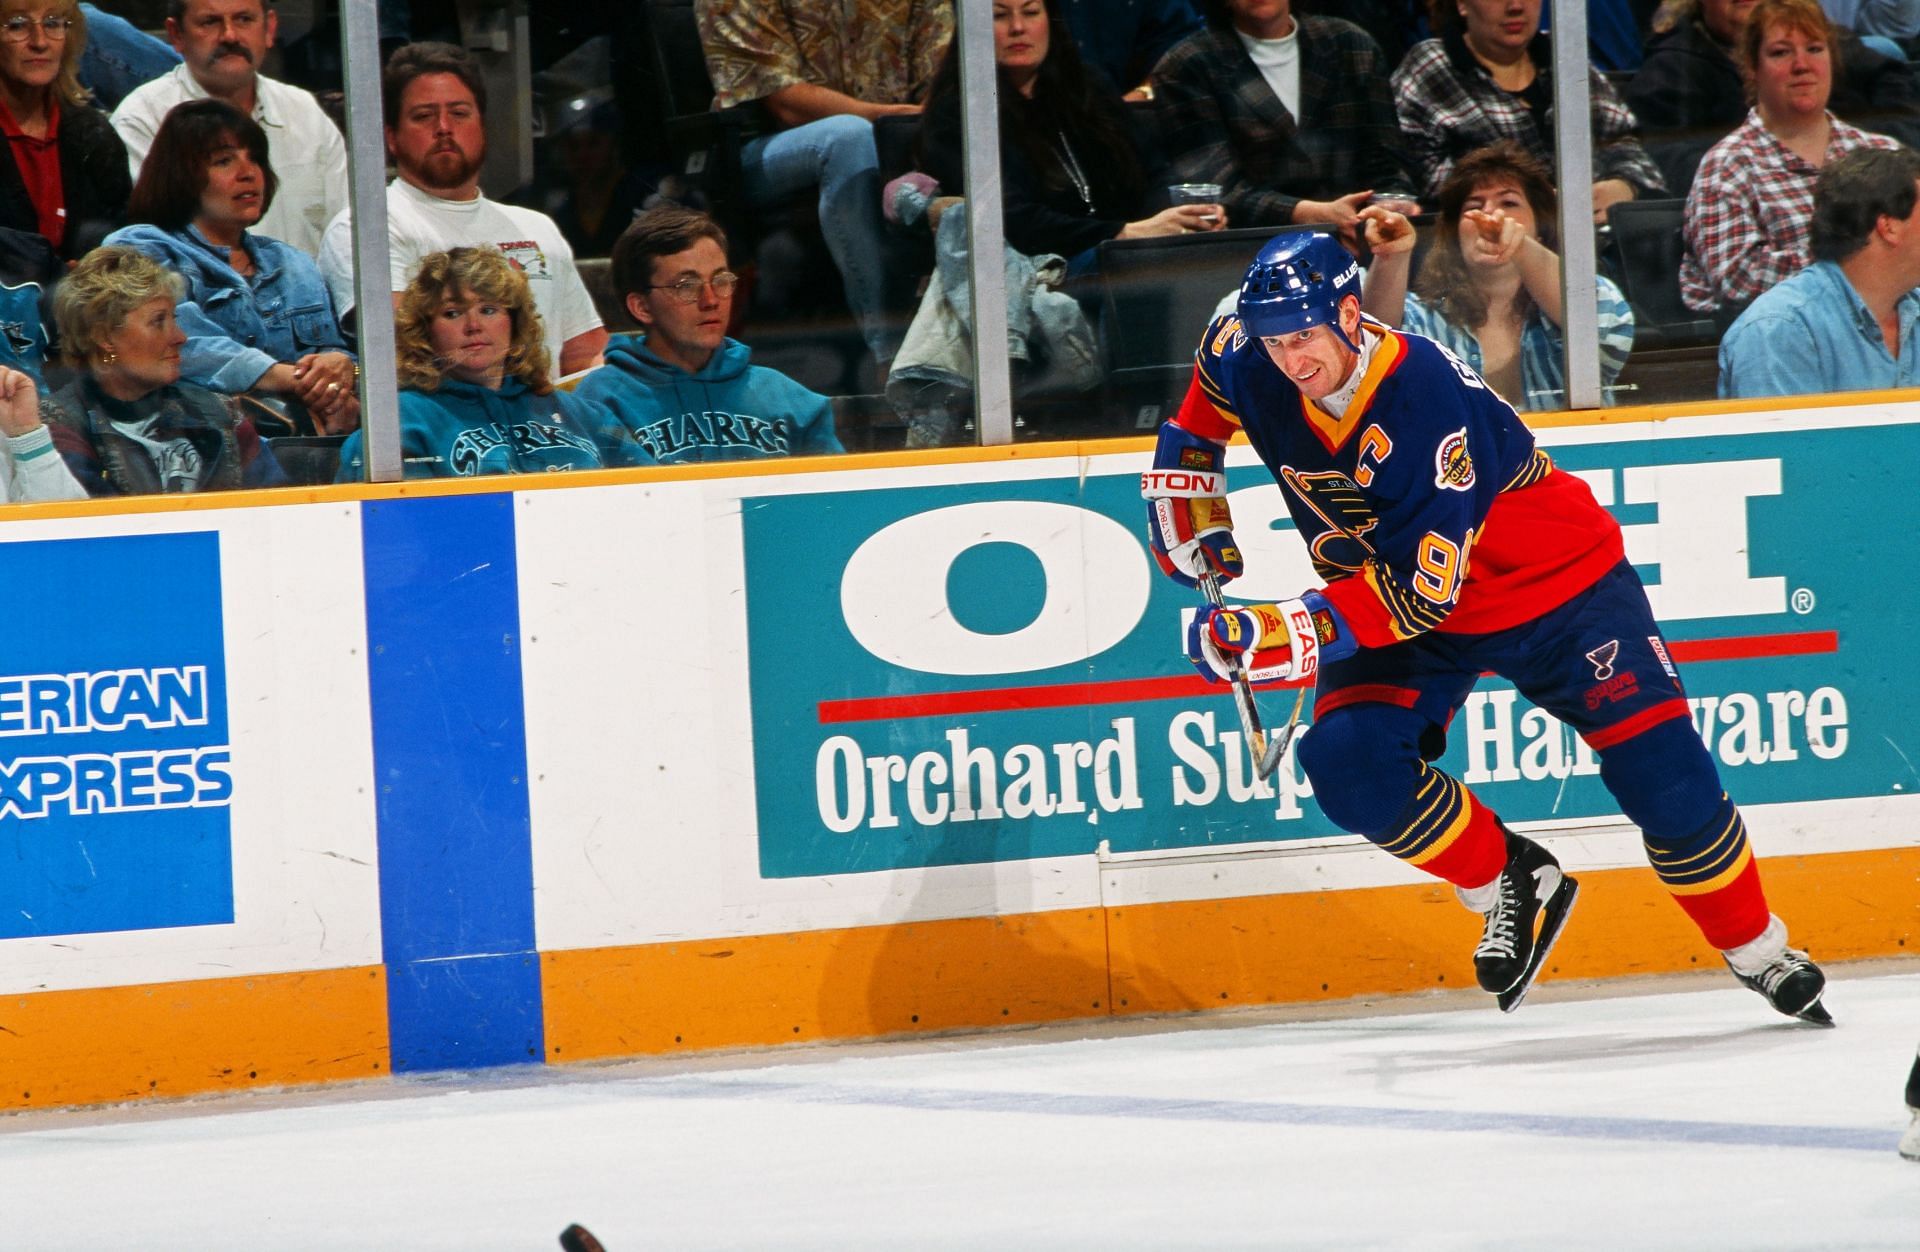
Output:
top-left (1199, 572), bottom-right (1293, 780)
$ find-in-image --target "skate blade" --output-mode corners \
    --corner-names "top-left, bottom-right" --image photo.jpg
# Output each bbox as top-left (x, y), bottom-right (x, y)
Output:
top-left (1792, 997), bottom-right (1836, 1028)
top-left (1900, 1112), bottom-right (1920, 1162)
top-left (1497, 875), bottom-right (1580, 1014)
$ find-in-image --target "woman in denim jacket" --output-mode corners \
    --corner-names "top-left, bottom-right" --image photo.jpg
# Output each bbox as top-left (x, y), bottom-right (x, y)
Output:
top-left (104, 99), bottom-right (357, 435)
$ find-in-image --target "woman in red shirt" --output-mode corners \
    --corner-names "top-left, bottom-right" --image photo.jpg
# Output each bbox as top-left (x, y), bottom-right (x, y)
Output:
top-left (0, 1), bottom-right (128, 261)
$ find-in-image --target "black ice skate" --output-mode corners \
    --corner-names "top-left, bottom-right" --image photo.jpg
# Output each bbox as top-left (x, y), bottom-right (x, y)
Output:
top-left (1901, 1052), bottom-right (1920, 1162)
top-left (1471, 830), bottom-right (1580, 1013)
top-left (1722, 916), bottom-right (1833, 1026)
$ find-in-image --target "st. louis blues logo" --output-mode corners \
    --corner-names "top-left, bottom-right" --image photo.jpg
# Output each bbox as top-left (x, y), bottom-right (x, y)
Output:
top-left (1434, 428), bottom-right (1475, 491)
top-left (1586, 639), bottom-right (1620, 681)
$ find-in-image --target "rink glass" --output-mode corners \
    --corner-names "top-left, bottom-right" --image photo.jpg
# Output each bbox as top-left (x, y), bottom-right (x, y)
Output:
top-left (1, 0), bottom-right (1898, 506)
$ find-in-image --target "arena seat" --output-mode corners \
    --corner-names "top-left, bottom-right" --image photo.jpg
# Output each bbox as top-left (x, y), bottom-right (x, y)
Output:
top-left (1607, 198), bottom-right (1720, 351)
top-left (1096, 225), bottom-right (1297, 426)
top-left (268, 435), bottom-right (348, 486)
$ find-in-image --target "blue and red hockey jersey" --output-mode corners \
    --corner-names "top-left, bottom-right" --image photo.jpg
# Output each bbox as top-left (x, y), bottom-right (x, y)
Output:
top-left (1175, 313), bottom-right (1623, 648)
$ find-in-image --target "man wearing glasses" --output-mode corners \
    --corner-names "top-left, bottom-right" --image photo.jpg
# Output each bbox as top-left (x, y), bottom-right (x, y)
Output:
top-left (110, 0), bottom-right (346, 257)
top-left (576, 204), bottom-right (842, 463)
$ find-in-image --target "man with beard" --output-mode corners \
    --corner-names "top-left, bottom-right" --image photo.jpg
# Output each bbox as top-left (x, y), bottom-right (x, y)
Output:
top-left (110, 0), bottom-right (346, 257)
top-left (317, 42), bottom-right (607, 377)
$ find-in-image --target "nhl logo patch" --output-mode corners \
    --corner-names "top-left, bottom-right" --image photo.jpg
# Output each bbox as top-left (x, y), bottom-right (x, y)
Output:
top-left (1434, 428), bottom-right (1475, 491)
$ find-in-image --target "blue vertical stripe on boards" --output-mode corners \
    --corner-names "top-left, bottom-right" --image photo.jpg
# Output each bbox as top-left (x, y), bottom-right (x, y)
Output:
top-left (361, 494), bottom-right (545, 1072)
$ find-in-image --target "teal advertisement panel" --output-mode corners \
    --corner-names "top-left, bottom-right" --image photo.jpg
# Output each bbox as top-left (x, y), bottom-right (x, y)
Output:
top-left (742, 425), bottom-right (1908, 878)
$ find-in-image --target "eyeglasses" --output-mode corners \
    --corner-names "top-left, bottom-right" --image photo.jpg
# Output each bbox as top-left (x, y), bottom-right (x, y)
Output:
top-left (0, 15), bottom-right (73, 41)
top-left (648, 272), bottom-right (740, 304)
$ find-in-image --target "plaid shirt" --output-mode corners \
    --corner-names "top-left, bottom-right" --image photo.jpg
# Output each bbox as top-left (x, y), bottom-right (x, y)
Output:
top-left (1680, 111), bottom-right (1898, 312)
top-left (696, 0), bottom-right (953, 112)
top-left (1391, 29), bottom-right (1666, 202)
top-left (1150, 17), bottom-right (1415, 227)
top-left (1402, 277), bottom-right (1636, 412)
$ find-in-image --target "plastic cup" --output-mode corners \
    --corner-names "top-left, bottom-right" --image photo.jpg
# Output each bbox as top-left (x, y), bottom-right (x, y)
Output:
top-left (1168, 182), bottom-right (1223, 226)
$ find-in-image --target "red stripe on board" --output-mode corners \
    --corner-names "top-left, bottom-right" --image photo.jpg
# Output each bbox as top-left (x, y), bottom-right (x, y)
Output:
top-left (817, 630), bottom-right (1839, 724)
top-left (816, 672), bottom-right (1311, 724)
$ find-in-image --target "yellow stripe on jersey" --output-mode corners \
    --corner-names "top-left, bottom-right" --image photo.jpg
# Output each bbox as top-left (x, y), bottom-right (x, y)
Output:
top-left (1193, 351), bottom-right (1246, 431)
top-left (1362, 560), bottom-right (1450, 640)
top-left (1503, 448), bottom-right (1554, 492)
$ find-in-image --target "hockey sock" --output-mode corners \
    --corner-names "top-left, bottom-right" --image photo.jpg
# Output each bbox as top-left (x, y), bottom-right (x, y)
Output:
top-left (1371, 763), bottom-right (1509, 890)
top-left (1642, 793), bottom-right (1771, 950)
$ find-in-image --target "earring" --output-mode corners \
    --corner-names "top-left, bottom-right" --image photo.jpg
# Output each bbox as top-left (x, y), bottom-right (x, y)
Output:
top-left (100, 350), bottom-right (117, 365)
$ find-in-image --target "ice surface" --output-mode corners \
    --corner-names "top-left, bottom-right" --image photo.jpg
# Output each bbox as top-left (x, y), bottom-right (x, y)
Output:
top-left (5, 968), bottom-right (1918, 1250)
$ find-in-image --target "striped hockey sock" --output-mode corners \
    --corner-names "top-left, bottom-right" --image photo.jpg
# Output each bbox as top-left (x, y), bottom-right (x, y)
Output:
top-left (1644, 794), bottom-right (1771, 950)
top-left (1371, 764), bottom-right (1509, 889)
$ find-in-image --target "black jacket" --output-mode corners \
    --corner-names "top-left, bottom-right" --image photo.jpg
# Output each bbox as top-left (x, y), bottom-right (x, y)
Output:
top-left (1151, 17), bottom-right (1414, 228)
top-left (0, 100), bottom-right (130, 262)
top-left (1625, 19), bottom-right (1920, 194)
top-left (919, 75), bottom-right (1167, 261)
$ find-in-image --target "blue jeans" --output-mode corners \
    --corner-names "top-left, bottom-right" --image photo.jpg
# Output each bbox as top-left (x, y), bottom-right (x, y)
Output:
top-left (741, 114), bottom-right (897, 362)
top-left (78, 4), bottom-right (181, 111)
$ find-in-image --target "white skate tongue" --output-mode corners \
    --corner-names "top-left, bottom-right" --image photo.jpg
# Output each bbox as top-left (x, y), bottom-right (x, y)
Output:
top-left (1722, 913), bottom-right (1789, 978)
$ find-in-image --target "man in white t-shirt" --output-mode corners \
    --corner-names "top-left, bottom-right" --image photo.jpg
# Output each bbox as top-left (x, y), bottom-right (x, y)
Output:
top-left (318, 42), bottom-right (607, 377)
top-left (110, 0), bottom-right (348, 257)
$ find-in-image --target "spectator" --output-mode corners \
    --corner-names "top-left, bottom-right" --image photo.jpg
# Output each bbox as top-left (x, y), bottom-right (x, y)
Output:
top-left (335, 247), bottom-right (648, 480)
top-left (918, 0), bottom-right (1221, 283)
top-left (1822, 0), bottom-right (1920, 44)
top-left (1392, 0), bottom-right (1665, 212)
top-left (1719, 144), bottom-right (1920, 395)
top-left (105, 99), bottom-right (357, 435)
top-left (110, 0), bottom-right (346, 258)
top-left (1582, 0), bottom-right (1658, 70)
top-left (0, 361), bottom-right (81, 501)
top-left (77, 3), bottom-right (180, 112)
top-left (1681, 0), bottom-right (1899, 314)
top-left (1295, 0), bottom-right (1428, 70)
top-left (576, 205), bottom-right (842, 463)
top-left (317, 42), bottom-right (607, 377)
top-left (1368, 141), bottom-right (1635, 411)
top-left (46, 245), bottom-right (288, 495)
top-left (1628, 0), bottom-right (1920, 192)
top-left (1150, 0), bottom-right (1416, 238)
top-left (1055, 0), bottom-right (1200, 96)
top-left (0, 0), bottom-right (130, 261)
top-left (694, 0), bottom-right (952, 366)
top-left (0, 222), bottom-right (57, 386)
top-left (535, 99), bottom-right (655, 258)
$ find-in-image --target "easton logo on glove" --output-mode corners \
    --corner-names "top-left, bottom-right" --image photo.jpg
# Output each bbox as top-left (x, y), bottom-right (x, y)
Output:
top-left (1143, 424), bottom-right (1242, 589)
top-left (1139, 469), bottom-right (1225, 497)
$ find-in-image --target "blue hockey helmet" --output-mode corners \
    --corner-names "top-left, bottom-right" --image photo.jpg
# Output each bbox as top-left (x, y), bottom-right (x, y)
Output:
top-left (1237, 230), bottom-right (1364, 352)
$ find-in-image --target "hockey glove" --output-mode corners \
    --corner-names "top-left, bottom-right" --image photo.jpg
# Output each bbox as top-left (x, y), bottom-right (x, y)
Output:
top-left (1142, 423), bottom-right (1242, 588)
top-left (1184, 593), bottom-right (1353, 686)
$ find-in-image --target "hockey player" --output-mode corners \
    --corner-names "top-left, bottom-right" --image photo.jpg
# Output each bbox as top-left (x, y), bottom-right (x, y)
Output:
top-left (1141, 227), bottom-right (1833, 1020)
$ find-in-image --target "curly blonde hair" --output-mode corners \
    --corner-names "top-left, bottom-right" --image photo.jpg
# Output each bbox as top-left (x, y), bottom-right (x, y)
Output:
top-left (396, 247), bottom-right (552, 393)
top-left (53, 245), bottom-right (185, 365)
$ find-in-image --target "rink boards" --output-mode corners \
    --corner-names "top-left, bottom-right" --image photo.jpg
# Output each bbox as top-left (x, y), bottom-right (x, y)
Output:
top-left (1, 397), bottom-right (1917, 1108)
